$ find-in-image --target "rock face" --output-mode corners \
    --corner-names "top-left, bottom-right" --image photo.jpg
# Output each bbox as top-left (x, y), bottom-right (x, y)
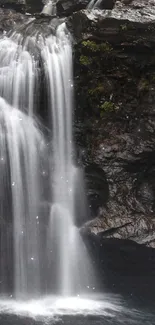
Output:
top-left (67, 0), bottom-right (155, 247)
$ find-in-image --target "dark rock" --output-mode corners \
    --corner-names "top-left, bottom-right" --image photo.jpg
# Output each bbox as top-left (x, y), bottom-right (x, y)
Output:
top-left (71, 0), bottom-right (155, 247)
top-left (0, 0), bottom-right (26, 12)
top-left (57, 0), bottom-right (89, 17)
top-left (83, 233), bottom-right (155, 301)
top-left (26, 0), bottom-right (43, 13)
top-left (85, 164), bottom-right (109, 217)
top-left (57, 0), bottom-right (116, 16)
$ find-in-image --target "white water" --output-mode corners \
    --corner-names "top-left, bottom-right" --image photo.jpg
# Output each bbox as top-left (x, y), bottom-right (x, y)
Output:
top-left (0, 98), bottom-right (45, 298)
top-left (42, 24), bottom-right (94, 295)
top-left (0, 294), bottom-right (123, 318)
top-left (0, 23), bottom-right (95, 299)
top-left (87, 0), bottom-right (102, 10)
top-left (41, 0), bottom-right (57, 15)
top-left (0, 33), bottom-right (39, 116)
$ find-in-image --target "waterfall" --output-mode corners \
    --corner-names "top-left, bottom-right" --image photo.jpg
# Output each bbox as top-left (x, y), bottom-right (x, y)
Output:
top-left (42, 24), bottom-right (94, 295)
top-left (0, 22), bottom-right (95, 299)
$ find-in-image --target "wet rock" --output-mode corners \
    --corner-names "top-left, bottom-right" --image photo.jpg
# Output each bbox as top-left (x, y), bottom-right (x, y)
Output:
top-left (0, 8), bottom-right (27, 33)
top-left (0, 0), bottom-right (26, 12)
top-left (57, 0), bottom-right (89, 16)
top-left (67, 0), bottom-right (155, 43)
top-left (26, 0), bottom-right (43, 14)
top-left (85, 164), bottom-right (109, 217)
top-left (57, 0), bottom-right (116, 16)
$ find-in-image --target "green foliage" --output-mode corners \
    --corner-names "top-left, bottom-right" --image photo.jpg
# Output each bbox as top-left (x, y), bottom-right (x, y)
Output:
top-left (79, 55), bottom-right (92, 66)
top-left (100, 101), bottom-right (115, 116)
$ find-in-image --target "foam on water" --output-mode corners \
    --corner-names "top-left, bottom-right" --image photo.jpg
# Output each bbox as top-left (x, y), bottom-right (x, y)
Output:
top-left (0, 294), bottom-right (124, 319)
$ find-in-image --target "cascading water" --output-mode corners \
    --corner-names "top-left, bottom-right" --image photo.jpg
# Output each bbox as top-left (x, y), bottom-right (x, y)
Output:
top-left (41, 0), bottom-right (57, 15)
top-left (0, 33), bottom-right (46, 298)
top-left (0, 98), bottom-right (45, 298)
top-left (42, 24), bottom-right (94, 295)
top-left (0, 21), bottom-right (95, 299)
top-left (0, 33), bottom-right (39, 116)
top-left (87, 0), bottom-right (102, 10)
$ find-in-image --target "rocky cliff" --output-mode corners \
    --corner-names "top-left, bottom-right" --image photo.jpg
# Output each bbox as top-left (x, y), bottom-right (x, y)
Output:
top-left (67, 0), bottom-right (155, 248)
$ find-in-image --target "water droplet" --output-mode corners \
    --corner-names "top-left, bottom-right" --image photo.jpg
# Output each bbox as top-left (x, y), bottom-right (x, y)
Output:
top-left (21, 231), bottom-right (24, 234)
top-left (37, 221), bottom-right (39, 225)
top-left (31, 257), bottom-right (34, 261)
top-left (10, 295), bottom-right (13, 298)
top-left (12, 182), bottom-right (15, 186)
top-left (36, 216), bottom-right (39, 219)
top-left (93, 287), bottom-right (95, 290)
top-left (87, 286), bottom-right (90, 289)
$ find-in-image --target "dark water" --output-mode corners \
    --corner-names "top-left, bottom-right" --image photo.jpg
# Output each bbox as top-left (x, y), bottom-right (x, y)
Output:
top-left (0, 293), bottom-right (154, 325)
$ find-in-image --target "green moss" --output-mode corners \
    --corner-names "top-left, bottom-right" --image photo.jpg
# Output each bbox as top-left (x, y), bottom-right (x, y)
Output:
top-left (100, 42), bottom-right (113, 52)
top-left (79, 55), bottom-right (92, 66)
top-left (100, 101), bottom-right (115, 116)
top-left (88, 84), bottom-right (105, 95)
top-left (81, 40), bottom-right (113, 53)
top-left (120, 24), bottom-right (128, 31)
top-left (138, 78), bottom-right (149, 92)
top-left (82, 40), bottom-right (99, 52)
